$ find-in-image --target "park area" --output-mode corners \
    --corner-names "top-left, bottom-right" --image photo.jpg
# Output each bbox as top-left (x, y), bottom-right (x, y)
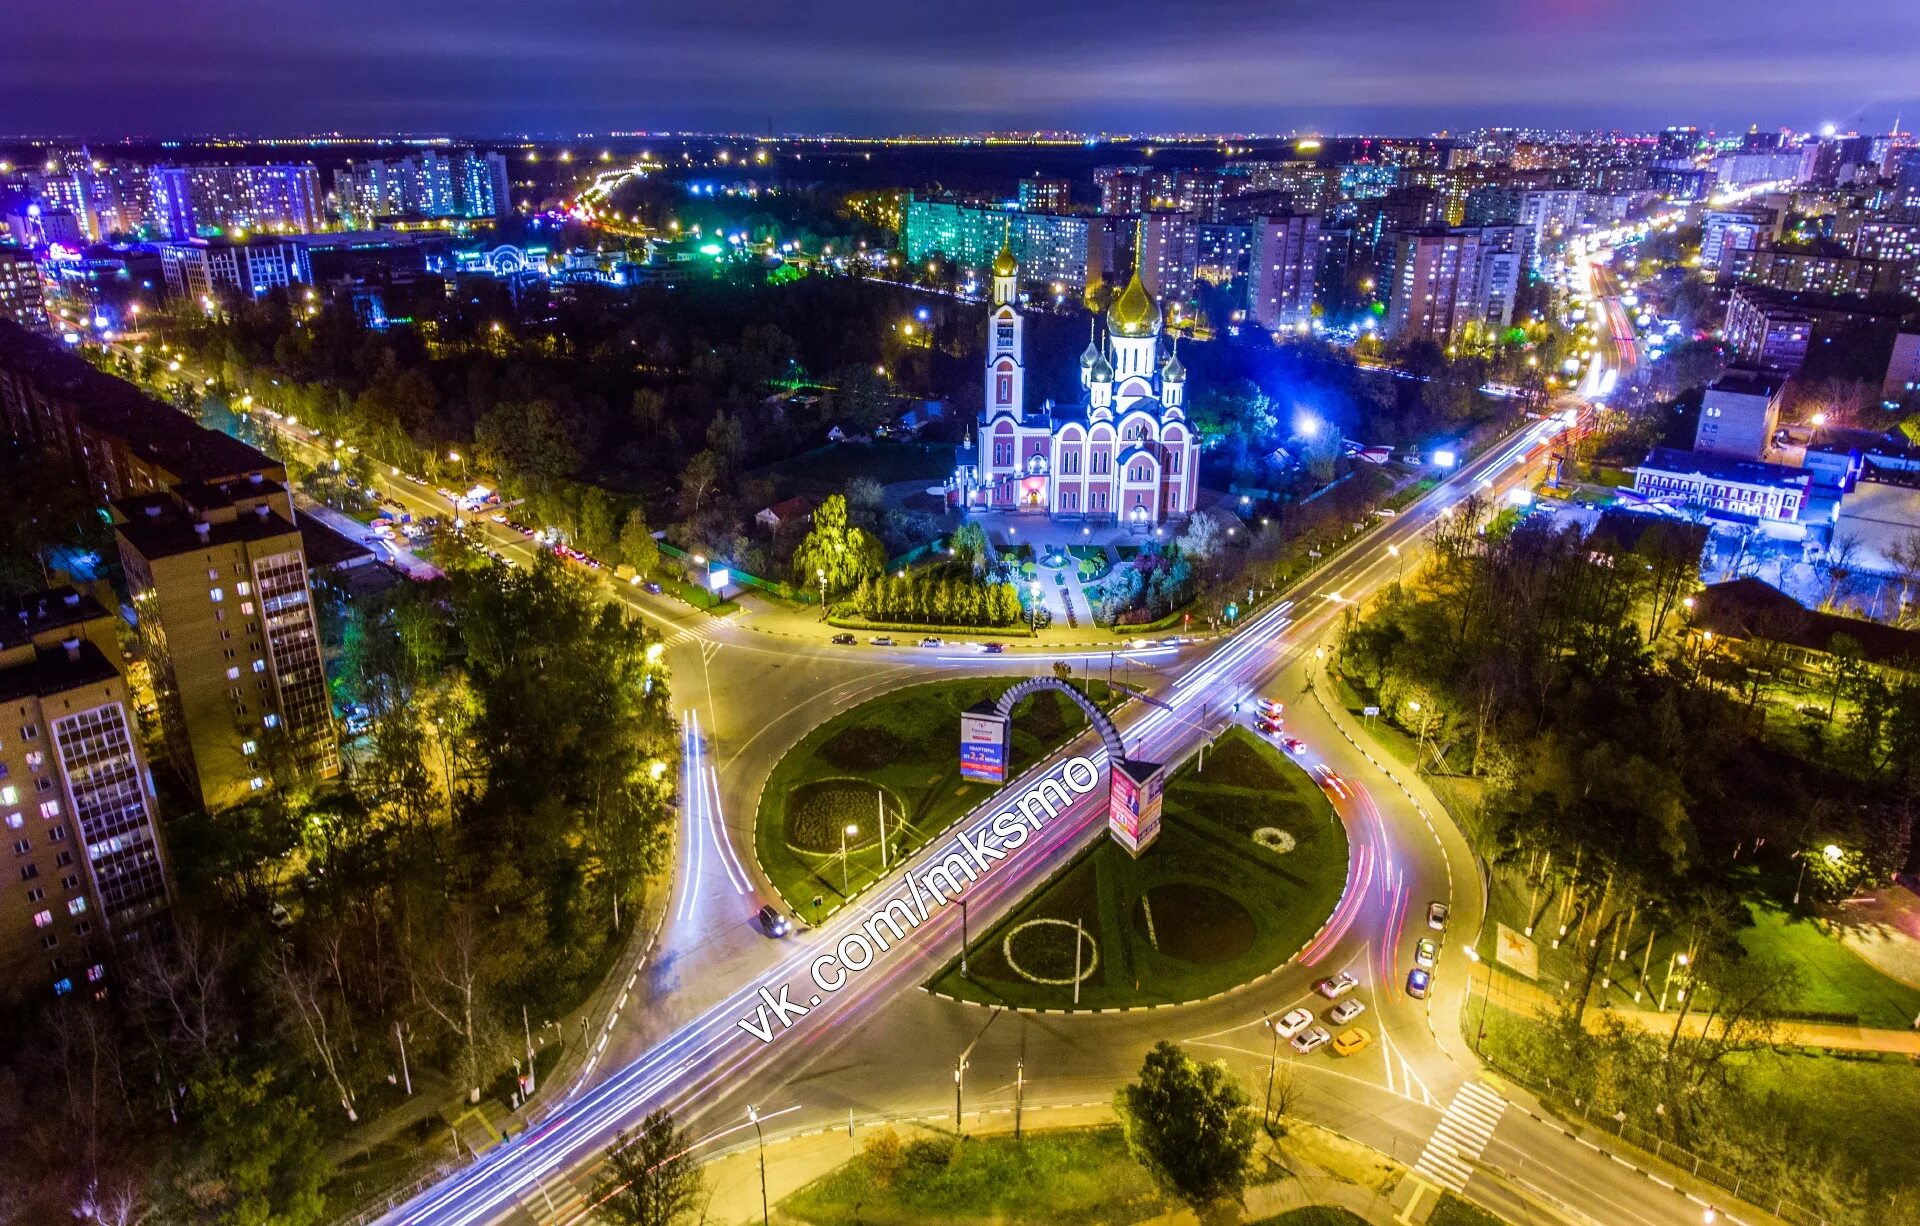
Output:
top-left (927, 727), bottom-right (1348, 1010)
top-left (755, 676), bottom-right (1116, 924)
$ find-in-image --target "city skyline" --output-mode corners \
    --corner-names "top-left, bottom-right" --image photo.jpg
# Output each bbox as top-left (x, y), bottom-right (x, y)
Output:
top-left (4, 0), bottom-right (1918, 138)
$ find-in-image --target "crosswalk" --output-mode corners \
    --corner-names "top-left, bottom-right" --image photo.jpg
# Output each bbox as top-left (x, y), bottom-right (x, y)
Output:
top-left (518, 1167), bottom-right (589, 1224)
top-left (1413, 1080), bottom-right (1507, 1192)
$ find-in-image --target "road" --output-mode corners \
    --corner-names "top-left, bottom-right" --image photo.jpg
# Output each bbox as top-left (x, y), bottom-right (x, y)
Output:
top-left (110, 343), bottom-right (1738, 1226)
top-left (366, 409), bottom-right (1752, 1226)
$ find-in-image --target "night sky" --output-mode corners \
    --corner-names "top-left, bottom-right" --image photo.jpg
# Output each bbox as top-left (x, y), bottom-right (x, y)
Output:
top-left (6, 0), bottom-right (1918, 137)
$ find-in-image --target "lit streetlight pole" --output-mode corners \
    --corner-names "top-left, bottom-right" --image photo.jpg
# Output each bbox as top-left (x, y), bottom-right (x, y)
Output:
top-left (1464, 947), bottom-right (1492, 1051)
top-left (840, 823), bottom-right (859, 896)
top-left (816, 567), bottom-right (828, 620)
top-left (746, 1105), bottom-right (769, 1226)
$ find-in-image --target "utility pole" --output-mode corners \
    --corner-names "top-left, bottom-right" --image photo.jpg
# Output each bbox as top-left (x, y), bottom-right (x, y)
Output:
top-left (878, 789), bottom-right (889, 869)
top-left (747, 1105), bottom-right (769, 1226)
top-left (954, 1055), bottom-right (967, 1134)
top-left (1260, 1012), bottom-right (1280, 1129)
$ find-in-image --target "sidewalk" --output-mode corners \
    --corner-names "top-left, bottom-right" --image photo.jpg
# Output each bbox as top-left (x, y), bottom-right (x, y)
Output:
top-left (1466, 959), bottom-right (1920, 1055)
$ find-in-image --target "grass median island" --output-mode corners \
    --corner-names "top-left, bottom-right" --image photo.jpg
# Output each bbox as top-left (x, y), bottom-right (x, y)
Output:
top-left (929, 727), bottom-right (1347, 1009)
top-left (757, 676), bottom-right (1116, 924)
top-left (779, 1125), bottom-right (1167, 1226)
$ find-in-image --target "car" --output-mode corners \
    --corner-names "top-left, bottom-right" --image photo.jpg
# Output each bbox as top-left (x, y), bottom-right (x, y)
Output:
top-left (1315, 971), bottom-right (1359, 999)
top-left (920, 637), bottom-right (943, 648)
top-left (1328, 999), bottom-right (1366, 1025)
top-left (1290, 1025), bottom-right (1332, 1055)
top-left (1257, 698), bottom-right (1284, 720)
top-left (643, 581), bottom-right (663, 595)
top-left (1272, 1008), bottom-right (1314, 1039)
top-left (757, 905), bottom-right (791, 938)
top-left (1331, 1026), bottom-right (1373, 1057)
top-left (268, 901), bottom-right (294, 930)
top-left (870, 635), bottom-right (894, 646)
top-left (1427, 902), bottom-right (1450, 930)
top-left (831, 633), bottom-right (857, 645)
top-left (1406, 967), bottom-right (1431, 999)
top-left (1415, 938), bottom-right (1439, 968)
top-left (1281, 736), bottom-right (1307, 756)
top-left (1257, 715), bottom-right (1284, 735)
top-left (982, 642), bottom-right (1006, 654)
top-left (490, 512), bottom-right (507, 524)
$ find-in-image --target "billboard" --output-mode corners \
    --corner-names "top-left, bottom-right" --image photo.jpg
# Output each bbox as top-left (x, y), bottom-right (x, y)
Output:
top-left (1108, 758), bottom-right (1164, 856)
top-left (958, 709), bottom-right (1011, 783)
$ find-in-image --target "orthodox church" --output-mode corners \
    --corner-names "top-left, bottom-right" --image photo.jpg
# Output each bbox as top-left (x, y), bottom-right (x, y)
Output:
top-left (950, 242), bottom-right (1200, 528)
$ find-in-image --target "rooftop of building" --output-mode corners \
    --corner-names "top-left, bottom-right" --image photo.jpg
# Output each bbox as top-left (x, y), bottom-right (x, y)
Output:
top-left (1727, 283), bottom-right (1905, 319)
top-left (1705, 366), bottom-right (1789, 399)
top-left (0, 586), bottom-right (109, 653)
top-left (0, 319), bottom-right (279, 485)
top-left (113, 491), bottom-right (300, 561)
top-left (297, 515), bottom-right (376, 570)
top-left (1690, 577), bottom-right (1920, 669)
top-left (1638, 446), bottom-right (1810, 489)
top-left (0, 637), bottom-right (121, 705)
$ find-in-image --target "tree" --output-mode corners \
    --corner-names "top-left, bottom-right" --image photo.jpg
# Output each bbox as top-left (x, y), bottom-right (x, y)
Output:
top-left (598, 1110), bottom-right (704, 1226)
top-left (621, 510), bottom-right (661, 576)
top-left (791, 494), bottom-right (884, 594)
top-left (677, 449), bottom-right (724, 521)
top-left (1176, 512), bottom-right (1226, 563)
top-left (173, 1063), bottom-right (329, 1226)
top-left (1113, 1041), bottom-right (1256, 1211)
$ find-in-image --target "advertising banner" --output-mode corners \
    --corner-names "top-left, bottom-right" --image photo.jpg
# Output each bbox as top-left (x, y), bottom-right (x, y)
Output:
top-left (958, 709), bottom-right (1010, 783)
top-left (1108, 758), bottom-right (1164, 855)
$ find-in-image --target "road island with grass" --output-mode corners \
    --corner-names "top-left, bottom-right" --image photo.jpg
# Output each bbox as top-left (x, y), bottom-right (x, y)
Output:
top-left (927, 726), bottom-right (1348, 1010)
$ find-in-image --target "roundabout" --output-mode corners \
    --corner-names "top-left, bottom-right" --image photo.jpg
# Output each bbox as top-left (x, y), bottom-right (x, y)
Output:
top-left (927, 726), bottom-right (1348, 1010)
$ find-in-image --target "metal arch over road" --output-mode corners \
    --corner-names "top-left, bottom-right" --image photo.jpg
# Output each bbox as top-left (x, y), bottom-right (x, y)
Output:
top-left (991, 675), bottom-right (1127, 763)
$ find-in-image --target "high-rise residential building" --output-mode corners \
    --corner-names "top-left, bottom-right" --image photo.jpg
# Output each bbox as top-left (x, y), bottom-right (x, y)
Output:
top-left (902, 196), bottom-right (1107, 289)
top-left (332, 149), bottom-right (511, 225)
top-left (1166, 172), bottom-right (1225, 220)
top-left (160, 238), bottom-right (311, 301)
top-left (903, 195), bottom-right (1005, 271)
top-left (149, 164), bottom-right (323, 238)
top-left (1094, 166), bottom-right (1154, 216)
top-left (1385, 227), bottom-right (1482, 343)
top-left (113, 478), bottom-right (340, 811)
top-left (1247, 213), bottom-right (1319, 332)
top-left (1138, 210), bottom-right (1198, 304)
top-left (0, 585), bottom-right (169, 1001)
top-left (1723, 286), bottom-right (1815, 372)
top-left (0, 323), bottom-right (339, 811)
top-left (1852, 220), bottom-right (1920, 299)
top-left (1656, 127), bottom-right (1701, 162)
top-left (1700, 206), bottom-right (1778, 268)
top-left (0, 248), bottom-right (48, 334)
top-left (1017, 178), bottom-right (1070, 212)
top-left (1720, 243), bottom-right (1886, 297)
top-left (1194, 222), bottom-right (1253, 286)
top-left (1884, 332), bottom-right (1920, 406)
top-left (1461, 186), bottom-right (1582, 267)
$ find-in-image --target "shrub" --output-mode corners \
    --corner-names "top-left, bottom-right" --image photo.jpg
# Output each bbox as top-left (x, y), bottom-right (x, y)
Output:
top-left (862, 1128), bottom-right (905, 1187)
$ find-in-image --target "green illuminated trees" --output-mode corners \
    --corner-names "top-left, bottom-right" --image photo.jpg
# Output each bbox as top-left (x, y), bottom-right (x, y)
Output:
top-left (1115, 1041), bottom-right (1256, 1211)
top-left (791, 494), bottom-right (884, 595)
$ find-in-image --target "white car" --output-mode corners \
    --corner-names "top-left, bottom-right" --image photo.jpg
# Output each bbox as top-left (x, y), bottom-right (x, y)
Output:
top-left (1290, 1025), bottom-right (1332, 1055)
top-left (1328, 999), bottom-right (1367, 1025)
top-left (1272, 1008), bottom-right (1314, 1039)
top-left (1428, 902), bottom-right (1450, 930)
top-left (1315, 971), bottom-right (1360, 1000)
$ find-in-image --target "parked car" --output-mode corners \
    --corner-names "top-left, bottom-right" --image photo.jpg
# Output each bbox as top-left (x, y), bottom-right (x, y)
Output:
top-left (870, 635), bottom-right (894, 646)
top-left (1290, 1025), bottom-right (1332, 1055)
top-left (1315, 971), bottom-right (1360, 999)
top-left (831, 633), bottom-right (857, 645)
top-left (920, 637), bottom-right (943, 648)
top-left (1415, 938), bottom-right (1439, 968)
top-left (1406, 967), bottom-right (1432, 999)
top-left (1427, 901), bottom-right (1450, 930)
top-left (1332, 1027), bottom-right (1373, 1057)
top-left (757, 905), bottom-right (791, 938)
top-left (1272, 1008), bottom-right (1314, 1039)
top-left (1328, 999), bottom-right (1366, 1025)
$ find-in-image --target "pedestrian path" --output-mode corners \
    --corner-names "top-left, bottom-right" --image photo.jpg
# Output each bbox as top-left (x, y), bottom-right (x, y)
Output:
top-left (1412, 1080), bottom-right (1507, 1193)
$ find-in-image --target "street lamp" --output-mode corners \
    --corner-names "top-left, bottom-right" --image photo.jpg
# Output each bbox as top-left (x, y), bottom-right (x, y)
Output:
top-left (816, 567), bottom-right (828, 620)
top-left (840, 824), bottom-right (858, 896)
top-left (1658, 950), bottom-right (1689, 1011)
top-left (1464, 947), bottom-right (1492, 1051)
top-left (746, 1105), bottom-right (769, 1226)
top-left (1028, 581), bottom-right (1042, 635)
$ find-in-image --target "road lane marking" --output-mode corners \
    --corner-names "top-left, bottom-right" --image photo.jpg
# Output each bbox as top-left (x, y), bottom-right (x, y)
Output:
top-left (1413, 1080), bottom-right (1507, 1193)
